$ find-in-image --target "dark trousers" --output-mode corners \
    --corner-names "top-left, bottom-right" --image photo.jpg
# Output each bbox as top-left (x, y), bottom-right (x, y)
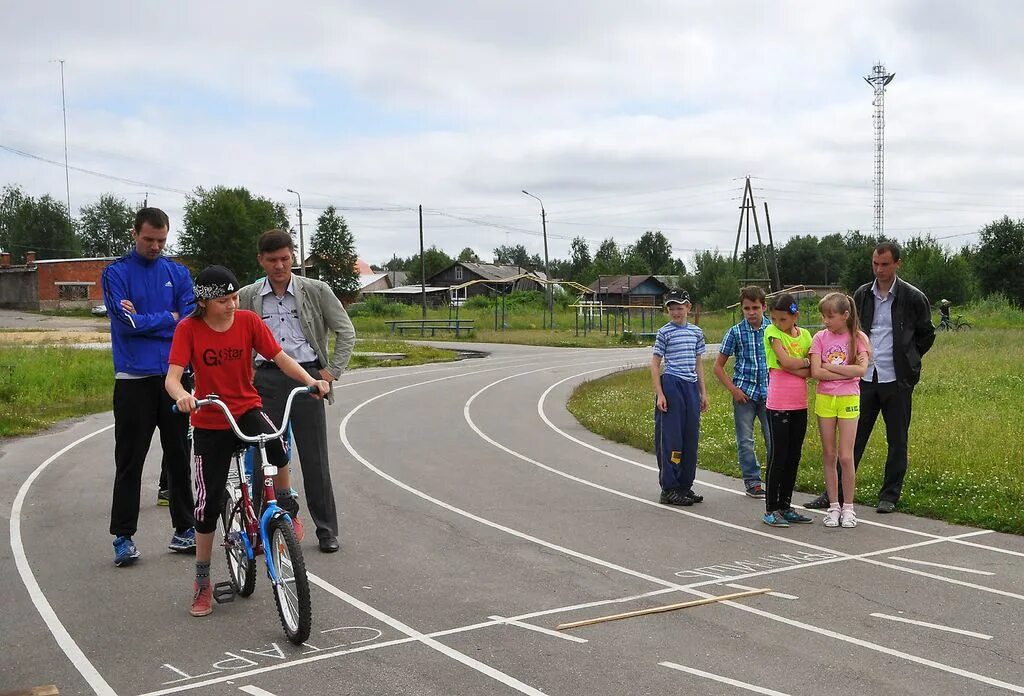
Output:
top-left (255, 364), bottom-right (339, 540)
top-left (854, 379), bottom-right (913, 503)
top-left (110, 376), bottom-right (194, 536)
top-left (765, 408), bottom-right (807, 513)
top-left (654, 374), bottom-right (700, 493)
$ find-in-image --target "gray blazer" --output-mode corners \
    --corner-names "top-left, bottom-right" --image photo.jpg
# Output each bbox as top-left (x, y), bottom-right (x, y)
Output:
top-left (239, 274), bottom-right (356, 404)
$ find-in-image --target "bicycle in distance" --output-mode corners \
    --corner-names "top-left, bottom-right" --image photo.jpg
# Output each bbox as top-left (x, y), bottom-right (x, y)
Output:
top-left (177, 385), bottom-right (316, 643)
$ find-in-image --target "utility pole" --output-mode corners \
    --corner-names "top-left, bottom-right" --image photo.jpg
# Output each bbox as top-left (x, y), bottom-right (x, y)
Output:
top-left (419, 204), bottom-right (426, 319)
top-left (732, 176), bottom-right (773, 290)
top-left (286, 189), bottom-right (305, 276)
top-left (522, 190), bottom-right (552, 328)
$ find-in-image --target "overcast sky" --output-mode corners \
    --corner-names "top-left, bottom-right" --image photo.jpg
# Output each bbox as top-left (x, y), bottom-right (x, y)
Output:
top-left (2, 1), bottom-right (1022, 268)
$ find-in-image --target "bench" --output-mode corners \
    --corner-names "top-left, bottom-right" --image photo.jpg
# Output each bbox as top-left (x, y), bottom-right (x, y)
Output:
top-left (384, 320), bottom-right (475, 337)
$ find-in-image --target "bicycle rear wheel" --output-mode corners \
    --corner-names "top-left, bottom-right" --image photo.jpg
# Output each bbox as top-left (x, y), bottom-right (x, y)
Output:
top-left (269, 517), bottom-right (311, 644)
top-left (221, 498), bottom-right (256, 597)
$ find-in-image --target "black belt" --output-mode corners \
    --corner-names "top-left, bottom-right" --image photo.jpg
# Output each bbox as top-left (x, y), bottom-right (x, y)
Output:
top-left (258, 360), bottom-right (320, 370)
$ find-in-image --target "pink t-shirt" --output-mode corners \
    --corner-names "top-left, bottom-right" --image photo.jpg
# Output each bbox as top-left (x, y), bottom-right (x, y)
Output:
top-left (809, 329), bottom-right (868, 397)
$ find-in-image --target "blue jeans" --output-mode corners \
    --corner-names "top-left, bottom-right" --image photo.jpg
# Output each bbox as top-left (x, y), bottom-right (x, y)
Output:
top-left (733, 398), bottom-right (771, 487)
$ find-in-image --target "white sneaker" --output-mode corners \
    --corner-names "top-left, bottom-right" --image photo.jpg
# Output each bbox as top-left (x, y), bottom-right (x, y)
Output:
top-left (841, 508), bottom-right (858, 528)
top-left (824, 507), bottom-right (841, 528)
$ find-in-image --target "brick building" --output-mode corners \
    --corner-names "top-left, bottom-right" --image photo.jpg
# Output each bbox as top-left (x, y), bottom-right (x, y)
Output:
top-left (0, 251), bottom-right (116, 310)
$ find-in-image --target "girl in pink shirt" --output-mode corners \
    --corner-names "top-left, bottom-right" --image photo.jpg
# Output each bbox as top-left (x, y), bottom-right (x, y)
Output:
top-left (809, 293), bottom-right (870, 528)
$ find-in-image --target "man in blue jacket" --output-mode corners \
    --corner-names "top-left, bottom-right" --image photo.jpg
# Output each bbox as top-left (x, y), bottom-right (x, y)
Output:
top-left (102, 208), bottom-right (196, 566)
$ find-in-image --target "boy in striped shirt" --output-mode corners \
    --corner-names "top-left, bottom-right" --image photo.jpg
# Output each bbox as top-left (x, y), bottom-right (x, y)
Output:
top-left (651, 289), bottom-right (710, 506)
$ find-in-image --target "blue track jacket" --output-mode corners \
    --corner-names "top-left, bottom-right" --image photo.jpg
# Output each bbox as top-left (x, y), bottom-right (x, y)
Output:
top-left (101, 251), bottom-right (196, 376)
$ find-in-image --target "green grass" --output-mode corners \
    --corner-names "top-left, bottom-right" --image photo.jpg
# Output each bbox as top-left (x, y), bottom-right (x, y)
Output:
top-left (567, 329), bottom-right (1024, 534)
top-left (350, 339), bottom-right (460, 368)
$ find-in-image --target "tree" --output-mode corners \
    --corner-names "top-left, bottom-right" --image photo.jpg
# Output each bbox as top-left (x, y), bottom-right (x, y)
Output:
top-left (0, 184), bottom-right (79, 262)
top-left (180, 186), bottom-right (289, 282)
top-left (777, 235), bottom-right (826, 285)
top-left (899, 235), bottom-right (973, 305)
top-left (78, 194), bottom-right (134, 257)
top-left (457, 247), bottom-right (480, 263)
top-left (692, 250), bottom-right (740, 309)
top-left (407, 245), bottom-right (454, 284)
top-left (492, 243), bottom-right (530, 266)
top-left (381, 254), bottom-right (408, 271)
top-left (630, 230), bottom-right (674, 274)
top-left (974, 216), bottom-right (1024, 306)
top-left (309, 206), bottom-right (360, 300)
top-left (593, 238), bottom-right (622, 277)
top-left (568, 236), bottom-right (592, 282)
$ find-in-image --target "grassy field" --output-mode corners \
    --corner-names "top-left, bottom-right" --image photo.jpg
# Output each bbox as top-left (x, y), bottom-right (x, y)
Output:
top-left (567, 328), bottom-right (1024, 534)
top-left (0, 340), bottom-right (459, 438)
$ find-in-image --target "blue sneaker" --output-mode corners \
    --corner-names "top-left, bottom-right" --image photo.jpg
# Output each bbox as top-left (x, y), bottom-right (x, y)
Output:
top-left (113, 536), bottom-right (140, 566)
top-left (781, 508), bottom-right (814, 524)
top-left (762, 511), bottom-right (790, 527)
top-left (169, 528), bottom-right (197, 553)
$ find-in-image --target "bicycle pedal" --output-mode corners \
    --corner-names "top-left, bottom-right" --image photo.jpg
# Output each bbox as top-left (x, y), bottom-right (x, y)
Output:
top-left (212, 582), bottom-right (236, 604)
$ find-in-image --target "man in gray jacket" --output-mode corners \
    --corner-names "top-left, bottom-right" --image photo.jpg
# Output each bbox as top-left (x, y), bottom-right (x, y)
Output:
top-left (239, 229), bottom-right (356, 552)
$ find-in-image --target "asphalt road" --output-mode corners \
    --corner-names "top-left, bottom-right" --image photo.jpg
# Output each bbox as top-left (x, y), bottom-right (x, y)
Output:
top-left (3, 342), bottom-right (1023, 696)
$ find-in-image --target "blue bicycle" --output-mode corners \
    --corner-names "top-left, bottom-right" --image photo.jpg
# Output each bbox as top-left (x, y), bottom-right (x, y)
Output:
top-left (188, 386), bottom-right (315, 644)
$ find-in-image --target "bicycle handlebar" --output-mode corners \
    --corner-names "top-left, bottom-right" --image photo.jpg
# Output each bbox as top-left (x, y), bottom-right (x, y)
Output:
top-left (172, 385), bottom-right (319, 443)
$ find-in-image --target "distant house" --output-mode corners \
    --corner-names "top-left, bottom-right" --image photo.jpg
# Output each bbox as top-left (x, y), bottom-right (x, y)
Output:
top-left (588, 275), bottom-right (671, 307)
top-left (357, 272), bottom-right (392, 295)
top-left (362, 285), bottom-right (450, 306)
top-left (427, 262), bottom-right (548, 299)
top-left (0, 251), bottom-right (118, 311)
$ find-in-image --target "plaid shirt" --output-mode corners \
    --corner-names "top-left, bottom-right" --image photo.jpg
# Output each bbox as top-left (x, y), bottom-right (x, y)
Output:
top-left (719, 316), bottom-right (770, 401)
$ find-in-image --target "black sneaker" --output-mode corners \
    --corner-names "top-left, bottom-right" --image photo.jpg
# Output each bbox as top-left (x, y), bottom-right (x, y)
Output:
top-left (745, 484), bottom-right (766, 499)
top-left (659, 489), bottom-right (694, 506)
top-left (804, 492), bottom-right (830, 510)
top-left (684, 490), bottom-right (704, 503)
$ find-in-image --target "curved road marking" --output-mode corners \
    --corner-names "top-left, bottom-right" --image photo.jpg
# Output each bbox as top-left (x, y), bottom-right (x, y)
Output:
top-left (340, 361), bottom-right (1024, 694)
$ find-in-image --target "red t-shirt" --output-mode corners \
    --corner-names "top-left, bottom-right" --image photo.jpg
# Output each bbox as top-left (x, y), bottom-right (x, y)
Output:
top-left (168, 310), bottom-right (283, 430)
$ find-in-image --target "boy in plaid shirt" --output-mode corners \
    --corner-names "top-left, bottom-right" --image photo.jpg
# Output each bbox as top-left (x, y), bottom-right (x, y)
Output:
top-left (713, 286), bottom-right (772, 497)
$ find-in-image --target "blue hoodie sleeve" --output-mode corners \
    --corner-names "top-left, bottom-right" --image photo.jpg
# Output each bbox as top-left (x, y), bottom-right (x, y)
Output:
top-left (102, 262), bottom-right (177, 336)
top-left (174, 263), bottom-right (196, 320)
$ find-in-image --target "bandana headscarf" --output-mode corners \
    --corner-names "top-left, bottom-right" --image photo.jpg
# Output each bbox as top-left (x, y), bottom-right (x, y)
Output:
top-left (193, 265), bottom-right (239, 300)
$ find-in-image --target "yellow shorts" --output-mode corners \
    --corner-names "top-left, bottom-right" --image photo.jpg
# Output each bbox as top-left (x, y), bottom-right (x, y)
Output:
top-left (814, 394), bottom-right (860, 419)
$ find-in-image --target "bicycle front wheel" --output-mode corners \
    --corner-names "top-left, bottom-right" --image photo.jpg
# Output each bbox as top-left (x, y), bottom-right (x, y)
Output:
top-left (269, 517), bottom-right (311, 644)
top-left (221, 498), bottom-right (256, 597)
top-left (956, 321), bottom-right (971, 331)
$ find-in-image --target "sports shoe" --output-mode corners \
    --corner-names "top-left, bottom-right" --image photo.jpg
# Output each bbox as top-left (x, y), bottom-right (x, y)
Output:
top-left (745, 484), bottom-right (766, 499)
top-left (805, 492), bottom-right (830, 509)
top-left (781, 509), bottom-right (813, 524)
top-left (169, 528), bottom-right (197, 553)
top-left (113, 536), bottom-right (140, 567)
top-left (157, 489), bottom-right (170, 506)
top-left (291, 515), bottom-right (305, 542)
top-left (841, 507), bottom-right (858, 528)
top-left (684, 490), bottom-right (704, 504)
top-left (762, 511), bottom-right (790, 527)
top-left (659, 489), bottom-right (694, 506)
top-left (823, 507), bottom-right (841, 528)
top-left (190, 582), bottom-right (213, 617)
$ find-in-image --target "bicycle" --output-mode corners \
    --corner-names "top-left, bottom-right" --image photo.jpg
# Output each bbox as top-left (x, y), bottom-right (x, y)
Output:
top-left (938, 314), bottom-right (971, 331)
top-left (179, 385), bottom-right (316, 644)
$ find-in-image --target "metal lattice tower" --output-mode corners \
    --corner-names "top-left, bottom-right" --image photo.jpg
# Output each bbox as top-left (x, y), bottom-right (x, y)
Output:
top-left (864, 62), bottom-right (895, 236)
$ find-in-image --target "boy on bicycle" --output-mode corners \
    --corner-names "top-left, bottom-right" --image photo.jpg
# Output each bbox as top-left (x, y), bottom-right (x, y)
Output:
top-left (165, 266), bottom-right (329, 617)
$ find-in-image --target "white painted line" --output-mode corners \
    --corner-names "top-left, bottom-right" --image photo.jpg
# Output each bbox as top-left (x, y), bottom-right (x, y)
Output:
top-left (724, 583), bottom-right (798, 600)
top-left (10, 424), bottom-right (118, 696)
top-left (660, 662), bottom-right (791, 695)
top-left (888, 556), bottom-right (995, 576)
top-left (870, 613), bottom-right (993, 640)
top-left (340, 371), bottom-right (1024, 695)
top-left (488, 615), bottom-right (588, 643)
top-left (239, 687), bottom-right (279, 696)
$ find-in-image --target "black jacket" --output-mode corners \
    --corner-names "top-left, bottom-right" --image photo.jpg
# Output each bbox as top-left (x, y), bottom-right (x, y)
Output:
top-left (853, 277), bottom-right (935, 389)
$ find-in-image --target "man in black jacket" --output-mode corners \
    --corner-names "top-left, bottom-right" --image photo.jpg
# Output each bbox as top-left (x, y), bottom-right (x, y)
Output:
top-left (806, 242), bottom-right (935, 513)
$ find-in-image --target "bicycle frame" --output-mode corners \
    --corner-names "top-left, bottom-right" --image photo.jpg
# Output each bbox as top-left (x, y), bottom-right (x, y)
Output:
top-left (190, 386), bottom-right (316, 587)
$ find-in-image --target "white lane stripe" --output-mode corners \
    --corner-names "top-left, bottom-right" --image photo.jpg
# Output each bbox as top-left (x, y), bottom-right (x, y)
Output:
top-left (660, 662), bottom-right (791, 695)
top-left (488, 616), bottom-right (589, 643)
top-left (342, 369), bottom-right (1024, 694)
top-left (888, 556), bottom-right (995, 576)
top-left (949, 537), bottom-right (1024, 559)
top-left (304, 573), bottom-right (547, 695)
top-left (870, 614), bottom-right (993, 640)
top-left (724, 583), bottom-right (799, 600)
top-left (238, 687), bottom-right (278, 696)
top-left (10, 424), bottom-right (119, 696)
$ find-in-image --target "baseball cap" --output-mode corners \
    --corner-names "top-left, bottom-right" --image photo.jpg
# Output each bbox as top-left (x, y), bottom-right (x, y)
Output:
top-left (193, 265), bottom-right (240, 300)
top-left (665, 289), bottom-right (691, 305)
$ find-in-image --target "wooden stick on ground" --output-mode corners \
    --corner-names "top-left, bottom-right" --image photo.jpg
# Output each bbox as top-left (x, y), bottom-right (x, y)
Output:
top-left (0, 686), bottom-right (60, 696)
top-left (556, 588), bottom-right (771, 631)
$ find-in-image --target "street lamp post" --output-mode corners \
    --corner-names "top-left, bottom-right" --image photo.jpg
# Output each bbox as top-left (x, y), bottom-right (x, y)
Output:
top-left (286, 188), bottom-right (305, 276)
top-left (521, 189), bottom-right (552, 328)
